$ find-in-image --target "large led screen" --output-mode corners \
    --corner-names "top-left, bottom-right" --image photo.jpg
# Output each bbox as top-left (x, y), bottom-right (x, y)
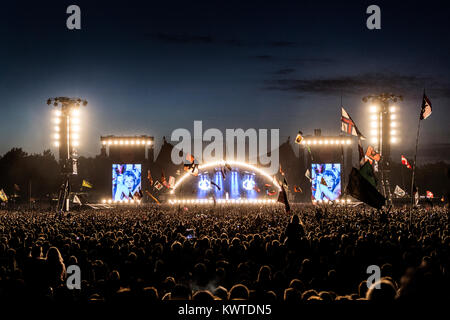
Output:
top-left (311, 163), bottom-right (341, 201)
top-left (112, 164), bottom-right (142, 201)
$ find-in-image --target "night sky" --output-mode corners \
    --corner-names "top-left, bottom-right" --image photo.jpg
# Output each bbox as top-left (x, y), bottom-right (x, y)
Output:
top-left (1, 0), bottom-right (449, 163)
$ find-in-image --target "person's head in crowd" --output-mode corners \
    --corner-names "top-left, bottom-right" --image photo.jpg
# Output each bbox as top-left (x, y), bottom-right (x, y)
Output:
top-left (228, 284), bottom-right (250, 300)
top-left (366, 278), bottom-right (397, 302)
top-left (171, 284), bottom-right (191, 300)
top-left (192, 290), bottom-right (216, 301)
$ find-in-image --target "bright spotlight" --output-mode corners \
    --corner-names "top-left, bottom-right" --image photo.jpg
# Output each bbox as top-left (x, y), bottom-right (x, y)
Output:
top-left (391, 122), bottom-right (397, 128)
top-left (390, 114), bottom-right (397, 120)
top-left (125, 140), bottom-right (129, 145)
top-left (147, 140), bottom-right (152, 145)
top-left (389, 106), bottom-right (396, 112)
top-left (369, 105), bottom-right (378, 113)
top-left (53, 133), bottom-right (60, 139)
top-left (370, 122), bottom-right (378, 128)
top-left (53, 110), bottom-right (62, 117)
top-left (71, 108), bottom-right (80, 117)
top-left (71, 125), bottom-right (80, 132)
top-left (370, 115), bottom-right (377, 120)
top-left (53, 141), bottom-right (60, 147)
top-left (53, 118), bottom-right (61, 124)
top-left (71, 118), bottom-right (80, 124)
top-left (312, 140), bottom-right (317, 145)
top-left (391, 130), bottom-right (397, 136)
top-left (324, 140), bottom-right (329, 144)
top-left (102, 141), bottom-right (107, 145)
top-left (318, 140), bottom-right (323, 145)
top-left (390, 137), bottom-right (398, 143)
top-left (71, 133), bottom-right (80, 140)
top-left (370, 129), bottom-right (377, 136)
top-left (371, 137), bottom-right (378, 144)
top-left (72, 141), bottom-right (80, 147)
top-left (114, 140), bottom-right (118, 145)
top-left (54, 126), bottom-right (60, 132)
top-left (346, 139), bottom-right (351, 144)
top-left (119, 140), bottom-right (124, 145)
top-left (102, 199), bottom-right (106, 204)
top-left (131, 140), bottom-right (135, 145)
top-left (108, 140), bottom-right (112, 145)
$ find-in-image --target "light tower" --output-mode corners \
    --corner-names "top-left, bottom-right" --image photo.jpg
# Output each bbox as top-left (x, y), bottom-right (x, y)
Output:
top-left (363, 93), bottom-right (402, 204)
top-left (48, 97), bottom-right (87, 212)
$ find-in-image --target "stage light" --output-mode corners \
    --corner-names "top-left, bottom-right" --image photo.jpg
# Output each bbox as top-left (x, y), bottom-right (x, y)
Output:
top-left (119, 140), bottom-right (123, 145)
top-left (390, 137), bottom-right (398, 143)
top-left (71, 108), bottom-right (80, 117)
top-left (114, 140), bottom-right (118, 145)
top-left (390, 122), bottom-right (397, 128)
top-left (370, 129), bottom-right (377, 136)
top-left (340, 140), bottom-right (345, 145)
top-left (391, 130), bottom-right (397, 136)
top-left (108, 200), bottom-right (112, 204)
top-left (390, 114), bottom-right (396, 120)
top-left (369, 105), bottom-right (378, 113)
top-left (242, 177), bottom-right (255, 191)
top-left (125, 140), bottom-right (129, 145)
top-left (72, 133), bottom-right (79, 140)
top-left (102, 199), bottom-right (106, 204)
top-left (102, 141), bottom-right (107, 145)
top-left (107, 140), bottom-right (112, 145)
top-left (346, 139), bottom-right (351, 144)
top-left (371, 137), bottom-right (377, 144)
top-left (131, 140), bottom-right (135, 145)
top-left (71, 125), bottom-right (80, 132)
top-left (324, 140), bottom-right (329, 144)
top-left (390, 106), bottom-right (396, 112)
top-left (370, 122), bottom-right (378, 128)
top-left (147, 140), bottom-right (152, 145)
top-left (346, 199), bottom-right (351, 203)
top-left (53, 110), bottom-right (62, 117)
top-left (136, 140), bottom-right (141, 145)
top-left (53, 133), bottom-right (60, 139)
top-left (54, 141), bottom-right (60, 147)
top-left (71, 118), bottom-right (80, 124)
top-left (312, 140), bottom-right (317, 145)
top-left (370, 115), bottom-right (377, 120)
top-left (53, 118), bottom-right (61, 124)
top-left (318, 140), bottom-right (323, 145)
top-left (72, 141), bottom-right (79, 147)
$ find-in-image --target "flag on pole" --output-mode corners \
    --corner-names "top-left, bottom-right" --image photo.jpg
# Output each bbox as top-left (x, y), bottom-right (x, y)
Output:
top-left (341, 107), bottom-right (366, 139)
top-left (305, 169), bottom-right (312, 182)
top-left (294, 185), bottom-right (302, 193)
top-left (401, 155), bottom-right (412, 169)
top-left (277, 184), bottom-right (291, 214)
top-left (394, 185), bottom-right (406, 197)
top-left (294, 131), bottom-right (304, 144)
top-left (426, 190), bottom-right (434, 199)
top-left (0, 189), bottom-right (8, 202)
top-left (358, 139), bottom-right (365, 167)
top-left (73, 195), bottom-right (82, 205)
top-left (346, 167), bottom-right (386, 209)
top-left (153, 181), bottom-right (163, 191)
top-left (413, 184), bottom-right (419, 206)
top-left (145, 190), bottom-right (160, 204)
top-left (420, 93), bottom-right (432, 120)
top-left (168, 176), bottom-right (176, 189)
top-left (365, 146), bottom-right (381, 164)
top-left (359, 161), bottom-right (377, 188)
top-left (82, 180), bottom-right (93, 188)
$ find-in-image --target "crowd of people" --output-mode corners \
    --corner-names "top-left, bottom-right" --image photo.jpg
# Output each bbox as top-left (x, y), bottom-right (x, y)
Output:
top-left (0, 204), bottom-right (448, 303)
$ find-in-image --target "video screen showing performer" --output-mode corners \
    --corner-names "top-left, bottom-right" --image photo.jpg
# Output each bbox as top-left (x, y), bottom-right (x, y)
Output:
top-left (311, 163), bottom-right (341, 201)
top-left (112, 164), bottom-right (142, 201)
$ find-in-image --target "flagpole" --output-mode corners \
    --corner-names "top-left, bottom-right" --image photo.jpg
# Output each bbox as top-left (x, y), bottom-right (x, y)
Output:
top-left (410, 115), bottom-right (421, 217)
